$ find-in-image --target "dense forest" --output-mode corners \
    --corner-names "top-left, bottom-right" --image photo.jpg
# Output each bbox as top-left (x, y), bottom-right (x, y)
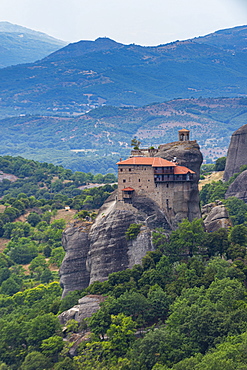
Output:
top-left (0, 156), bottom-right (247, 369)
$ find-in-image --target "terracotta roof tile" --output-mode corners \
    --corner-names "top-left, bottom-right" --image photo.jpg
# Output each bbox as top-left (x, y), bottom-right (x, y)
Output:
top-left (117, 157), bottom-right (176, 167)
top-left (174, 166), bottom-right (195, 174)
top-left (122, 187), bottom-right (135, 191)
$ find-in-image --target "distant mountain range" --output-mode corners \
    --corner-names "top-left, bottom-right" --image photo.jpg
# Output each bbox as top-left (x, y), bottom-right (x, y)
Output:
top-left (0, 24), bottom-right (247, 173)
top-left (0, 97), bottom-right (246, 173)
top-left (0, 25), bottom-right (247, 118)
top-left (0, 22), bottom-right (66, 68)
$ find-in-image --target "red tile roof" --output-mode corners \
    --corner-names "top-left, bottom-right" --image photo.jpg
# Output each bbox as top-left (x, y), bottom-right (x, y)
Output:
top-left (178, 128), bottom-right (190, 132)
top-left (122, 187), bottom-right (135, 191)
top-left (117, 157), bottom-right (176, 167)
top-left (174, 166), bottom-right (195, 174)
top-left (117, 156), bottom-right (195, 174)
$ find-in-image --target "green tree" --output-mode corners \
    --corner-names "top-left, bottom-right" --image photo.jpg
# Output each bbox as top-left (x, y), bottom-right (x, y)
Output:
top-left (20, 351), bottom-right (51, 370)
top-left (224, 197), bottom-right (247, 225)
top-left (106, 313), bottom-right (136, 356)
top-left (27, 212), bottom-right (41, 227)
top-left (27, 313), bottom-right (61, 348)
top-left (169, 218), bottom-right (205, 257)
top-left (131, 138), bottom-right (141, 149)
top-left (0, 276), bottom-right (21, 296)
top-left (49, 247), bottom-right (65, 268)
top-left (215, 157), bottom-right (226, 171)
top-left (41, 335), bottom-right (64, 362)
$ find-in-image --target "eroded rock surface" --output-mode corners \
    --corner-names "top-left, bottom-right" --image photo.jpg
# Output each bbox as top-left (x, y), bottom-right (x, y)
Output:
top-left (223, 124), bottom-right (247, 182)
top-left (58, 295), bottom-right (105, 325)
top-left (60, 192), bottom-right (170, 296)
top-left (60, 141), bottom-right (203, 297)
top-left (202, 201), bottom-right (231, 232)
top-left (225, 169), bottom-right (247, 203)
top-left (60, 222), bottom-right (91, 297)
top-left (156, 140), bottom-right (202, 222)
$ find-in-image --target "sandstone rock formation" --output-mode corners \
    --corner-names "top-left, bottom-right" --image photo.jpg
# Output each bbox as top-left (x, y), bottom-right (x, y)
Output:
top-left (60, 139), bottom-right (203, 297)
top-left (202, 201), bottom-right (231, 232)
top-left (156, 140), bottom-right (203, 223)
top-left (225, 169), bottom-right (247, 202)
top-left (223, 124), bottom-right (247, 182)
top-left (58, 295), bottom-right (105, 325)
top-left (60, 191), bottom-right (171, 297)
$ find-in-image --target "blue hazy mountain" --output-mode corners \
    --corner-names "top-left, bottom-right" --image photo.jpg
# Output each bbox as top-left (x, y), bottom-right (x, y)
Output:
top-left (0, 21), bottom-right (67, 68)
top-left (0, 25), bottom-right (246, 117)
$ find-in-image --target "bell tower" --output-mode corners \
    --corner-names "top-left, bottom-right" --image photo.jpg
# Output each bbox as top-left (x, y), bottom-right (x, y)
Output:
top-left (178, 128), bottom-right (190, 141)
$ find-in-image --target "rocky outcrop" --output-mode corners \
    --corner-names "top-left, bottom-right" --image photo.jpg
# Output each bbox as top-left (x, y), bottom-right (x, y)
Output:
top-left (225, 169), bottom-right (247, 203)
top-left (223, 124), bottom-right (247, 182)
top-left (202, 201), bottom-right (231, 232)
top-left (60, 140), bottom-right (203, 297)
top-left (58, 295), bottom-right (105, 325)
top-left (156, 140), bottom-right (203, 222)
top-left (60, 222), bottom-right (91, 297)
top-left (60, 192), bottom-right (171, 297)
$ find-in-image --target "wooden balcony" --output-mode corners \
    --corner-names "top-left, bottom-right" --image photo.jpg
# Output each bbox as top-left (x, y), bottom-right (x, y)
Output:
top-left (154, 174), bottom-right (193, 182)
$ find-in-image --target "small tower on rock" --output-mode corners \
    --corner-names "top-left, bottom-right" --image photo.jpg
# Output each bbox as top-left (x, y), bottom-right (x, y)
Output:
top-left (178, 129), bottom-right (190, 142)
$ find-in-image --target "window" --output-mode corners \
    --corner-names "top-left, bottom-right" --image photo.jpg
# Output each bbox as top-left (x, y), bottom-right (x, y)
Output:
top-left (138, 179), bottom-right (140, 182)
top-left (129, 168), bottom-right (131, 172)
top-left (123, 179), bottom-right (126, 183)
top-left (120, 169), bottom-right (123, 172)
top-left (167, 183), bottom-right (169, 188)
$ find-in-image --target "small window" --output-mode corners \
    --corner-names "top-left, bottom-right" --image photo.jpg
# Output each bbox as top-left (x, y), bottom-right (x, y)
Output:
top-left (156, 184), bottom-right (158, 187)
top-left (123, 179), bottom-right (126, 183)
top-left (138, 179), bottom-right (140, 182)
top-left (129, 168), bottom-right (131, 172)
top-left (167, 183), bottom-right (169, 188)
top-left (120, 169), bottom-right (123, 172)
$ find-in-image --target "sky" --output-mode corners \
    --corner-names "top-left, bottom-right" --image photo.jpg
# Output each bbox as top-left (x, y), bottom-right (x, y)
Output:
top-left (0, 0), bottom-right (247, 45)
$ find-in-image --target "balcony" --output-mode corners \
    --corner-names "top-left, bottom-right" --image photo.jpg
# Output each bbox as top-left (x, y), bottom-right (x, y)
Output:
top-left (154, 174), bottom-right (193, 182)
top-left (153, 168), bottom-right (174, 175)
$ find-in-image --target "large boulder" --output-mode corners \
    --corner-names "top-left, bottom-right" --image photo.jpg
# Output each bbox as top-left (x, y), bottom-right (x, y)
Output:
top-left (202, 201), bottom-right (231, 232)
top-left (223, 124), bottom-right (247, 182)
top-left (225, 169), bottom-right (247, 203)
top-left (58, 295), bottom-right (105, 325)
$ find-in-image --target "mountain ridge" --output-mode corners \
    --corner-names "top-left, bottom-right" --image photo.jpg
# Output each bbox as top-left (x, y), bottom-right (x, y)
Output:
top-left (0, 97), bottom-right (246, 173)
top-left (0, 21), bottom-right (66, 68)
top-left (0, 25), bottom-right (247, 117)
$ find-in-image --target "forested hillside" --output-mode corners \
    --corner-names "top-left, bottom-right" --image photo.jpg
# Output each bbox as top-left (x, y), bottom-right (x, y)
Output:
top-left (1, 97), bottom-right (247, 172)
top-left (0, 157), bottom-right (247, 369)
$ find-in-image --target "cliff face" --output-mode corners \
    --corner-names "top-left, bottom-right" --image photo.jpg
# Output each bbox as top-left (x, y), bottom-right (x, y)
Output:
top-left (225, 169), bottom-right (247, 202)
top-left (223, 124), bottom-right (247, 182)
top-left (60, 140), bottom-right (203, 297)
top-left (60, 192), bottom-right (171, 297)
top-left (156, 140), bottom-right (203, 223)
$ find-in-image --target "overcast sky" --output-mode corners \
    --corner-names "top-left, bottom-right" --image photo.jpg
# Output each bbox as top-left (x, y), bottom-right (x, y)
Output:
top-left (0, 0), bottom-right (246, 45)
